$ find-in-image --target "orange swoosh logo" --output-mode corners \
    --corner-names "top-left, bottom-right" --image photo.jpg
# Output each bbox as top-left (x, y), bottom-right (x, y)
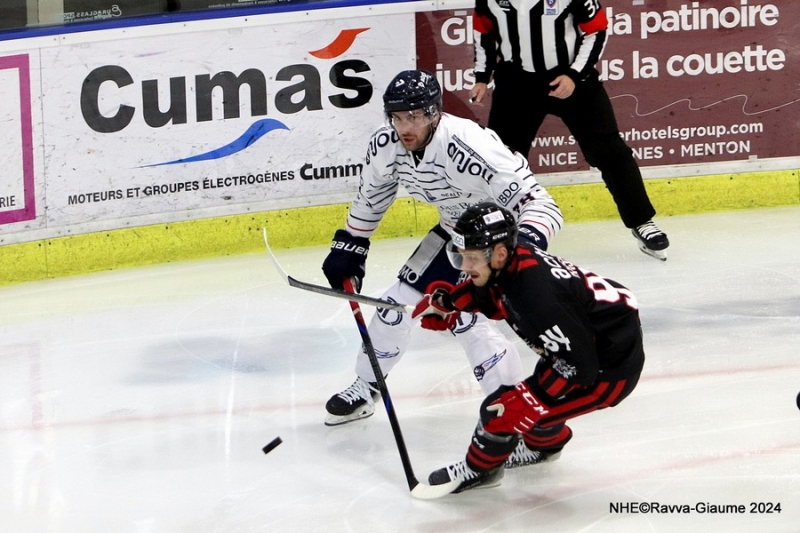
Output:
top-left (309, 28), bottom-right (369, 59)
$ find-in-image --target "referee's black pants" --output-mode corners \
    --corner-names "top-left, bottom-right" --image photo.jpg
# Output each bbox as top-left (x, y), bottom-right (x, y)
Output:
top-left (487, 63), bottom-right (656, 229)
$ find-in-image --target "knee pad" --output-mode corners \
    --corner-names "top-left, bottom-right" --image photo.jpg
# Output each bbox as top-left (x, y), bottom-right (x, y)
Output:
top-left (521, 423), bottom-right (573, 451)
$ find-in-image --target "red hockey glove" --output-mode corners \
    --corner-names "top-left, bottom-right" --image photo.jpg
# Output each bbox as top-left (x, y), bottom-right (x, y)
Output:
top-left (484, 382), bottom-right (550, 434)
top-left (411, 281), bottom-right (459, 331)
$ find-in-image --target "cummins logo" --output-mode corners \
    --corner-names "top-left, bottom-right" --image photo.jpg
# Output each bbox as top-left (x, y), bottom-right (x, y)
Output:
top-left (300, 162), bottom-right (363, 180)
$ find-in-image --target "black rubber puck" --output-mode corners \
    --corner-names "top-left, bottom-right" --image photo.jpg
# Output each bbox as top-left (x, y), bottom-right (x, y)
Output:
top-left (262, 436), bottom-right (283, 454)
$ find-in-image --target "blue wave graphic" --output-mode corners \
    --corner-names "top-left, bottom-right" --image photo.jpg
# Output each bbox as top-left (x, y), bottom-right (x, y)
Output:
top-left (144, 118), bottom-right (290, 167)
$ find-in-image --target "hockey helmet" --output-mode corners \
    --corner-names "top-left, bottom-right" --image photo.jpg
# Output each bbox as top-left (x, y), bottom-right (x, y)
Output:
top-left (447, 202), bottom-right (518, 269)
top-left (383, 70), bottom-right (442, 117)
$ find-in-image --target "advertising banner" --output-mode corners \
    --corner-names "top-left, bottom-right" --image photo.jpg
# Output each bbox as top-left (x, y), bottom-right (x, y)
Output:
top-left (1, 2), bottom-right (798, 246)
top-left (416, 0), bottom-right (800, 177)
top-left (28, 14), bottom-right (413, 232)
top-left (0, 54), bottom-right (41, 228)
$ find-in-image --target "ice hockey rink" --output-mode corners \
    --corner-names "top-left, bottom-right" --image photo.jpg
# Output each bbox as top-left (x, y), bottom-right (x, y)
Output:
top-left (2, 205), bottom-right (799, 533)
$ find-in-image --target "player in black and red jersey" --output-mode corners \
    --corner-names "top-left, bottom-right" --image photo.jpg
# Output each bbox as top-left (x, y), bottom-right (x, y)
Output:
top-left (412, 201), bottom-right (645, 494)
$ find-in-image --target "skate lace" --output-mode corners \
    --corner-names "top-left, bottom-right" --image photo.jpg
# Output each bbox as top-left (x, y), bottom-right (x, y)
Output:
top-left (446, 461), bottom-right (478, 482)
top-left (636, 221), bottom-right (664, 239)
top-left (337, 378), bottom-right (373, 405)
top-left (506, 441), bottom-right (541, 466)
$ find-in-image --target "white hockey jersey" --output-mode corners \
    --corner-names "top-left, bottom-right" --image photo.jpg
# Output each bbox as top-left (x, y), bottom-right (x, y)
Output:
top-left (345, 113), bottom-right (563, 243)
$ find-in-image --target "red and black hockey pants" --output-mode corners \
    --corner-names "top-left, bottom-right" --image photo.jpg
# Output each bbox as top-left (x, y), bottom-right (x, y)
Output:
top-left (465, 354), bottom-right (643, 473)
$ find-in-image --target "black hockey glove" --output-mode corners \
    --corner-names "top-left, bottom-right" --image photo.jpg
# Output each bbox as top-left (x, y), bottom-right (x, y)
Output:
top-left (518, 225), bottom-right (548, 251)
top-left (322, 229), bottom-right (370, 292)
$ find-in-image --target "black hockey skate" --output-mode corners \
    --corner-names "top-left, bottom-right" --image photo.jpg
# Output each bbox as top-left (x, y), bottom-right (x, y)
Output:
top-left (324, 377), bottom-right (380, 426)
top-left (504, 438), bottom-right (563, 469)
top-left (428, 461), bottom-right (504, 494)
top-left (632, 220), bottom-right (669, 261)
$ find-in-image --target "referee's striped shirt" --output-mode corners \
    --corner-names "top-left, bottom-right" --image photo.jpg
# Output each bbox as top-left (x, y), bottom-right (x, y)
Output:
top-left (473, 0), bottom-right (609, 83)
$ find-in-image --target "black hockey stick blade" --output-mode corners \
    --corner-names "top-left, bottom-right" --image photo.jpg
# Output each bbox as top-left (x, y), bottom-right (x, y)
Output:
top-left (262, 228), bottom-right (411, 313)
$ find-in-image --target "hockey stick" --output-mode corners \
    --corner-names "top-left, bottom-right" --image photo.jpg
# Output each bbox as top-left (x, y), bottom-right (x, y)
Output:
top-left (263, 229), bottom-right (411, 313)
top-left (341, 278), bottom-right (459, 499)
top-left (263, 228), bottom-right (458, 498)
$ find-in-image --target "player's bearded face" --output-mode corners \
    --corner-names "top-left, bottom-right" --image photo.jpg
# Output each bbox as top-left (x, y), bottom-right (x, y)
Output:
top-left (389, 110), bottom-right (438, 151)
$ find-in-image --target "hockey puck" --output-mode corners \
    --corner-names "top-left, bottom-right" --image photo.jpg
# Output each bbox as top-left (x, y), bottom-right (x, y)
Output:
top-left (262, 437), bottom-right (282, 455)
top-left (796, 392), bottom-right (800, 411)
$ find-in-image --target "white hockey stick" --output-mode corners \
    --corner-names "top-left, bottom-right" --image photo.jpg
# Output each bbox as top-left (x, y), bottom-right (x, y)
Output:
top-left (262, 229), bottom-right (411, 313)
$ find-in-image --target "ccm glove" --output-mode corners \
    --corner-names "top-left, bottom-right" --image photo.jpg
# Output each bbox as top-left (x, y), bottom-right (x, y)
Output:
top-left (518, 225), bottom-right (548, 251)
top-left (321, 229), bottom-right (370, 292)
top-left (484, 382), bottom-right (550, 434)
top-left (411, 281), bottom-right (459, 331)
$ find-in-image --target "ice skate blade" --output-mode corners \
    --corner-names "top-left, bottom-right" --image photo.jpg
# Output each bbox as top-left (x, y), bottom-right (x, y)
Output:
top-left (324, 405), bottom-right (375, 426)
top-left (636, 242), bottom-right (667, 262)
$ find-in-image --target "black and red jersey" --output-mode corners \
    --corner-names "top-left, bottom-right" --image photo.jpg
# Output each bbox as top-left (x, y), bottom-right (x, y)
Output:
top-left (450, 244), bottom-right (642, 392)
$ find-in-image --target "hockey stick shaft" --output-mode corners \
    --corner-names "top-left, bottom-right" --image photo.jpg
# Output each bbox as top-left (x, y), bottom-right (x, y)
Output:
top-left (263, 228), bottom-right (411, 313)
top-left (264, 229), bottom-right (458, 498)
top-left (342, 278), bottom-right (420, 492)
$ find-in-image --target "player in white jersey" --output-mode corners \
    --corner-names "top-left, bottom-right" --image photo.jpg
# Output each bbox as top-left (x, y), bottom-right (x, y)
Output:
top-left (320, 69), bottom-right (564, 433)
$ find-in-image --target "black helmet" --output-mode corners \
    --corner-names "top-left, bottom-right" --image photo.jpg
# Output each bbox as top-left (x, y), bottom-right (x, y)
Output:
top-left (452, 202), bottom-right (518, 250)
top-left (383, 70), bottom-right (442, 117)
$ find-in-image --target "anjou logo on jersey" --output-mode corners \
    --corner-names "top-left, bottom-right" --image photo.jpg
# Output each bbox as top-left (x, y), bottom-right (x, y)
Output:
top-left (365, 127), bottom-right (398, 165)
top-left (80, 28), bottom-right (374, 166)
top-left (546, 0), bottom-right (558, 15)
top-left (447, 137), bottom-right (497, 182)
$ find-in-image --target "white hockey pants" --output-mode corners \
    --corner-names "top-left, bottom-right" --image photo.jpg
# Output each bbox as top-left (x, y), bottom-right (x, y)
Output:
top-left (354, 280), bottom-right (525, 394)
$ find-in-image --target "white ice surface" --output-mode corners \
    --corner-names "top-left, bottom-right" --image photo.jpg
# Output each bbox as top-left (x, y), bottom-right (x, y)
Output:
top-left (1, 206), bottom-right (799, 533)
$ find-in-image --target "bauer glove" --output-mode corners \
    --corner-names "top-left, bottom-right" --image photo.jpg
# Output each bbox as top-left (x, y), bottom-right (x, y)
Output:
top-left (411, 281), bottom-right (459, 331)
top-left (484, 382), bottom-right (550, 434)
top-left (322, 229), bottom-right (370, 292)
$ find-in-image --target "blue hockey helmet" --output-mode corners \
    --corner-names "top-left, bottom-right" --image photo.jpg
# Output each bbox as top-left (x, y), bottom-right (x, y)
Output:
top-left (382, 70), bottom-right (442, 117)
